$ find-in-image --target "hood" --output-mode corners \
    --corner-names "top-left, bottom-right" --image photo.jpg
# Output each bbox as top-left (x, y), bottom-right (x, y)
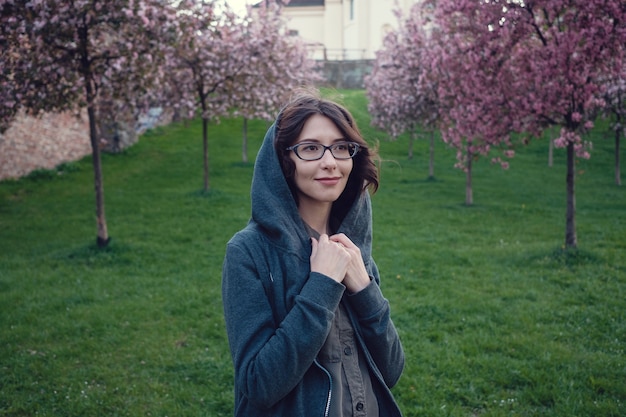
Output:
top-left (250, 122), bottom-right (373, 260)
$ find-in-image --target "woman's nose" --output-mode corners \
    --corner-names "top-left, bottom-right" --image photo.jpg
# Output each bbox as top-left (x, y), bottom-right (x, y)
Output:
top-left (319, 147), bottom-right (337, 168)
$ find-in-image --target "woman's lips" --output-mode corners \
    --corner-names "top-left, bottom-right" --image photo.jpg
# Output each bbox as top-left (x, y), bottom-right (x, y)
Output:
top-left (316, 177), bottom-right (341, 185)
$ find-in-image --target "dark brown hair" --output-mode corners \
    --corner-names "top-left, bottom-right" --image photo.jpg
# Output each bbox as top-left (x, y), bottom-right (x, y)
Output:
top-left (274, 89), bottom-right (379, 221)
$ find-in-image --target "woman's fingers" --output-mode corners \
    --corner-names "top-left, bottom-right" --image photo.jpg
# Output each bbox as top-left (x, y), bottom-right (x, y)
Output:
top-left (310, 234), bottom-right (350, 283)
top-left (329, 233), bottom-right (370, 293)
top-left (329, 233), bottom-right (361, 254)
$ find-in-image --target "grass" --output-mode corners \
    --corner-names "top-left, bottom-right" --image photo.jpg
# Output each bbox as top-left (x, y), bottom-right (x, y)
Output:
top-left (1, 89), bottom-right (624, 416)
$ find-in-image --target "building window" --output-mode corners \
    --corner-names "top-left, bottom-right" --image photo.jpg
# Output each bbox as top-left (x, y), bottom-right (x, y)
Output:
top-left (350, 0), bottom-right (354, 20)
top-left (288, 29), bottom-right (299, 36)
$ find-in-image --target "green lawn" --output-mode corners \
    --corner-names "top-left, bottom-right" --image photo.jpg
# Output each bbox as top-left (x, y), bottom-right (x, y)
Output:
top-left (1, 90), bottom-right (624, 416)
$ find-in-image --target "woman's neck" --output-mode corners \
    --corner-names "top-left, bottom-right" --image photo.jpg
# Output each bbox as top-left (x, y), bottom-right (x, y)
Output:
top-left (298, 200), bottom-right (332, 235)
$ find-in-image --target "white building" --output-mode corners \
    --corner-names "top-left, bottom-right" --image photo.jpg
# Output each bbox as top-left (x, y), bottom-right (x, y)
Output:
top-left (280, 0), bottom-right (421, 60)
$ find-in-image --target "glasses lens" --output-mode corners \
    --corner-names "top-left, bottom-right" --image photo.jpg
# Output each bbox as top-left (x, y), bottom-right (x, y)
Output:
top-left (296, 144), bottom-right (324, 160)
top-left (331, 142), bottom-right (358, 159)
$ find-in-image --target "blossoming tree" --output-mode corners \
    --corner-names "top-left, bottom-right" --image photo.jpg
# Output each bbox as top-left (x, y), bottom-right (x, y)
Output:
top-left (427, 0), bottom-right (522, 206)
top-left (162, 0), bottom-right (248, 192)
top-left (0, 0), bottom-right (173, 247)
top-left (365, 4), bottom-right (440, 178)
top-left (229, 2), bottom-right (321, 163)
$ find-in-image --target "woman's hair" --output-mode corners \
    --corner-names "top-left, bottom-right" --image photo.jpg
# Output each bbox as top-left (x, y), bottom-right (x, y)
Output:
top-left (274, 89), bottom-right (379, 221)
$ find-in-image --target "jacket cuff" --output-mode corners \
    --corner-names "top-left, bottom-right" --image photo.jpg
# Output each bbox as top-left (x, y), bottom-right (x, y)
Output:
top-left (346, 279), bottom-right (386, 317)
top-left (299, 271), bottom-right (345, 311)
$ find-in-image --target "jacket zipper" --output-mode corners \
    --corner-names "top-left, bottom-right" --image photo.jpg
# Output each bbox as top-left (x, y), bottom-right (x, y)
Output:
top-left (313, 359), bottom-right (332, 417)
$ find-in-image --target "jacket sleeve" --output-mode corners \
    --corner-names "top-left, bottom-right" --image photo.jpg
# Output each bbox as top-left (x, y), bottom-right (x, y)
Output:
top-left (222, 239), bottom-right (345, 409)
top-left (347, 258), bottom-right (405, 388)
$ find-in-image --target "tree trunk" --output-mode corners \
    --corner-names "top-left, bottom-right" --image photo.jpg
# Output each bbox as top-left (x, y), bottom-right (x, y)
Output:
top-left (616, 127), bottom-right (621, 186)
top-left (242, 117), bottom-right (249, 163)
top-left (565, 142), bottom-right (577, 248)
top-left (85, 83), bottom-right (109, 247)
top-left (465, 148), bottom-right (473, 206)
top-left (202, 117), bottom-right (210, 192)
top-left (428, 130), bottom-right (435, 179)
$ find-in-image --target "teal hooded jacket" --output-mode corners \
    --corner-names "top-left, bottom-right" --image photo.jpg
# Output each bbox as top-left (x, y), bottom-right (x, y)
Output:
top-left (222, 123), bottom-right (404, 416)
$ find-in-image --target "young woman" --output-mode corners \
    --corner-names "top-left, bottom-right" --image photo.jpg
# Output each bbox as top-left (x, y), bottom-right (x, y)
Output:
top-left (222, 90), bottom-right (404, 417)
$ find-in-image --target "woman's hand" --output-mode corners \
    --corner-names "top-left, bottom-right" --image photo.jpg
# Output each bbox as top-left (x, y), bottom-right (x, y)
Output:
top-left (310, 234), bottom-right (351, 284)
top-left (329, 233), bottom-right (371, 294)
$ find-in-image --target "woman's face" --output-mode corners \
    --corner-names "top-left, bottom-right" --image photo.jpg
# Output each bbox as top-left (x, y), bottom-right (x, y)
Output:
top-left (289, 114), bottom-right (353, 209)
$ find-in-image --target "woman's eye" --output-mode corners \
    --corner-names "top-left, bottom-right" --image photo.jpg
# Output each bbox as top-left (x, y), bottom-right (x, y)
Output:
top-left (335, 144), bottom-right (349, 151)
top-left (301, 144), bottom-right (320, 152)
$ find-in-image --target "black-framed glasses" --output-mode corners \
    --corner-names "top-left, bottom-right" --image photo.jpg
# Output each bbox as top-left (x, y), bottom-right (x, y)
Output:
top-left (286, 142), bottom-right (360, 161)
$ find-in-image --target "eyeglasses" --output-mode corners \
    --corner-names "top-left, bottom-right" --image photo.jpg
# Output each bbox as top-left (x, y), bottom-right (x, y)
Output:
top-left (286, 142), bottom-right (360, 161)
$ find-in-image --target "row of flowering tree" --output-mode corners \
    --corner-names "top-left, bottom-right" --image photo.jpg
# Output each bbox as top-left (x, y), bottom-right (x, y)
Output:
top-left (0, 0), bottom-right (317, 247)
top-left (365, 5), bottom-right (440, 179)
top-left (367, 0), bottom-right (625, 249)
top-left (229, 3), bottom-right (322, 163)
